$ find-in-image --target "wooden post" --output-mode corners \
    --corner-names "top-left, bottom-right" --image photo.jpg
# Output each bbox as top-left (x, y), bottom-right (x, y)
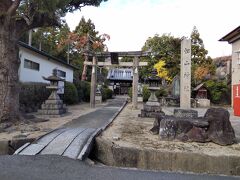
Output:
top-left (132, 56), bottom-right (139, 109)
top-left (90, 56), bottom-right (97, 108)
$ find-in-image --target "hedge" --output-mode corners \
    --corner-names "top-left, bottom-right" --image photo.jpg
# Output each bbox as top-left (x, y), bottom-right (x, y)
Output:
top-left (74, 81), bottom-right (91, 102)
top-left (19, 82), bottom-right (51, 113)
top-left (63, 82), bottom-right (78, 105)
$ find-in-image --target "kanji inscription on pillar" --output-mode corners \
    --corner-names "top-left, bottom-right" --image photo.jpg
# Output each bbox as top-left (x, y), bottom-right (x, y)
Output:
top-left (180, 38), bottom-right (191, 109)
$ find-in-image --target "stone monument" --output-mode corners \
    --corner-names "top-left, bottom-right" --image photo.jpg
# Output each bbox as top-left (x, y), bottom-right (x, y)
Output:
top-left (38, 69), bottom-right (67, 117)
top-left (180, 38), bottom-right (191, 109)
top-left (95, 85), bottom-right (102, 104)
top-left (139, 69), bottom-right (165, 118)
top-left (137, 83), bottom-right (143, 102)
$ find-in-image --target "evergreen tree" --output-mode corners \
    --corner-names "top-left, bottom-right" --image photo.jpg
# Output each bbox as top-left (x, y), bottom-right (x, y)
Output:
top-left (191, 26), bottom-right (215, 86)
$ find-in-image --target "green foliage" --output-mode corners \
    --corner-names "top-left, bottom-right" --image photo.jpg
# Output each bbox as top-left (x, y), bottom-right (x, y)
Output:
top-left (101, 87), bottom-right (113, 101)
top-left (74, 81), bottom-right (91, 102)
top-left (128, 87), bottom-right (132, 99)
top-left (120, 56), bottom-right (134, 62)
top-left (63, 82), bottom-right (78, 104)
top-left (17, 0), bottom-right (108, 17)
top-left (205, 80), bottom-right (230, 104)
top-left (142, 86), bottom-right (151, 102)
top-left (156, 88), bottom-right (168, 98)
top-left (20, 22), bottom-right (71, 61)
top-left (19, 83), bottom-right (51, 113)
top-left (191, 26), bottom-right (216, 86)
top-left (191, 26), bottom-right (208, 65)
top-left (141, 34), bottom-right (181, 79)
top-left (128, 85), bottom-right (151, 102)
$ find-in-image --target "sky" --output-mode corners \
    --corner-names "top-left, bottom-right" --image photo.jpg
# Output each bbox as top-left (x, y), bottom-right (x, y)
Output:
top-left (65, 0), bottom-right (239, 58)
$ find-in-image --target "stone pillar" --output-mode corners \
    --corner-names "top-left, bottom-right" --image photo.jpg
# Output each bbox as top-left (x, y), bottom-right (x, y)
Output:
top-left (132, 56), bottom-right (139, 109)
top-left (180, 38), bottom-right (191, 109)
top-left (90, 56), bottom-right (97, 108)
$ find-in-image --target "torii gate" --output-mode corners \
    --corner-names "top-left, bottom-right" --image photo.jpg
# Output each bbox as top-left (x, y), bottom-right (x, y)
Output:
top-left (84, 51), bottom-right (149, 109)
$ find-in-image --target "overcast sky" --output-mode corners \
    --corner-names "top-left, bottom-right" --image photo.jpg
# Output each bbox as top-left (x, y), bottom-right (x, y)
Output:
top-left (65, 0), bottom-right (239, 58)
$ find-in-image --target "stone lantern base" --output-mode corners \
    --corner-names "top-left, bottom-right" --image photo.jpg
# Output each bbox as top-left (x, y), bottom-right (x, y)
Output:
top-left (38, 91), bottom-right (67, 118)
top-left (139, 103), bottom-right (164, 118)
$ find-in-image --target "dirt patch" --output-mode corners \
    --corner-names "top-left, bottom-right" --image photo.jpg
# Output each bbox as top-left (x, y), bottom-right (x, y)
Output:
top-left (100, 103), bottom-right (240, 157)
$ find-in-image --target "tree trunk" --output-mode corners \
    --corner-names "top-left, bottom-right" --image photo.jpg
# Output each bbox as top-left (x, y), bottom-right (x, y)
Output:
top-left (81, 63), bottom-right (88, 81)
top-left (0, 28), bottom-right (20, 122)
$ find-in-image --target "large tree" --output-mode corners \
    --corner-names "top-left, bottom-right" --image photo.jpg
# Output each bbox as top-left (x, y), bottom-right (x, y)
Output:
top-left (0, 0), bottom-right (107, 122)
top-left (141, 34), bottom-right (181, 80)
top-left (191, 26), bottom-right (215, 86)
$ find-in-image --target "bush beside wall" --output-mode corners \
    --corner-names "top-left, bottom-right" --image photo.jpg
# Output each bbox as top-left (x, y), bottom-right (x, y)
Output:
top-left (63, 82), bottom-right (78, 105)
top-left (19, 82), bottom-right (51, 113)
top-left (101, 87), bottom-right (113, 101)
top-left (74, 81), bottom-right (91, 102)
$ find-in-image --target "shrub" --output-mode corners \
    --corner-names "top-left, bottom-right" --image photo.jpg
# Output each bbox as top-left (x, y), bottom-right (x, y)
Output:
top-left (142, 85), bottom-right (151, 102)
top-left (74, 81), bottom-right (91, 102)
top-left (205, 80), bottom-right (230, 104)
top-left (128, 85), bottom-right (151, 102)
top-left (63, 82), bottom-right (78, 104)
top-left (101, 87), bottom-right (113, 101)
top-left (19, 82), bottom-right (51, 113)
top-left (156, 88), bottom-right (168, 98)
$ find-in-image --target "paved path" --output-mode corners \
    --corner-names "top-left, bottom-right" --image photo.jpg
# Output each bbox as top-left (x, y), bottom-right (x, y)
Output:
top-left (15, 97), bottom-right (127, 160)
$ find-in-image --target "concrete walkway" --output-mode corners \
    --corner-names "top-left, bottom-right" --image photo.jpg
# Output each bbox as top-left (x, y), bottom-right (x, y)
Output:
top-left (15, 97), bottom-right (127, 160)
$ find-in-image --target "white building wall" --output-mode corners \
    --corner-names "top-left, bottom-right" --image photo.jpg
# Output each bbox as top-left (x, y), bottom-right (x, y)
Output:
top-left (231, 40), bottom-right (240, 106)
top-left (19, 47), bottom-right (73, 83)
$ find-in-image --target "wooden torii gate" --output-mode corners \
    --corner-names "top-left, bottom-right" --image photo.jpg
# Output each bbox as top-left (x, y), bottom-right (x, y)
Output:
top-left (84, 51), bottom-right (149, 109)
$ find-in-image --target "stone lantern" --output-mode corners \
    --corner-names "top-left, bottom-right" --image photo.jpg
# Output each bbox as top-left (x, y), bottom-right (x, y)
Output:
top-left (139, 68), bottom-right (164, 118)
top-left (38, 69), bottom-right (67, 117)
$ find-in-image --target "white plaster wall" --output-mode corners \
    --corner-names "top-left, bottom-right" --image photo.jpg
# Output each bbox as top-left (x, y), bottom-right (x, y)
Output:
top-left (231, 40), bottom-right (240, 106)
top-left (19, 47), bottom-right (73, 83)
top-left (232, 41), bottom-right (240, 85)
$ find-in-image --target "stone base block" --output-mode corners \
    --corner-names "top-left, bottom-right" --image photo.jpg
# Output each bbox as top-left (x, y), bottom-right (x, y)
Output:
top-left (139, 110), bottom-right (164, 118)
top-left (38, 108), bottom-right (67, 115)
top-left (146, 101), bottom-right (160, 106)
top-left (197, 99), bottom-right (210, 107)
top-left (41, 103), bottom-right (64, 109)
top-left (174, 109), bottom-right (198, 118)
top-left (139, 104), bottom-right (164, 118)
top-left (95, 95), bottom-right (102, 104)
top-left (137, 96), bottom-right (143, 102)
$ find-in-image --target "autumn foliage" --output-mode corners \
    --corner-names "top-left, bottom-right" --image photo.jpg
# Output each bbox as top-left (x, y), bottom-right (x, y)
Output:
top-left (154, 60), bottom-right (171, 81)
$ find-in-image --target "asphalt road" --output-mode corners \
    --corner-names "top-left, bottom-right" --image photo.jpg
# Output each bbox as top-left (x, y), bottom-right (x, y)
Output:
top-left (0, 155), bottom-right (238, 180)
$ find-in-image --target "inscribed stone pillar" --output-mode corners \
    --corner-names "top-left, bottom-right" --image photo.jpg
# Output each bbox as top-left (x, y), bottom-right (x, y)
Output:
top-left (132, 56), bottom-right (139, 109)
top-left (180, 38), bottom-right (191, 109)
top-left (90, 56), bottom-right (97, 108)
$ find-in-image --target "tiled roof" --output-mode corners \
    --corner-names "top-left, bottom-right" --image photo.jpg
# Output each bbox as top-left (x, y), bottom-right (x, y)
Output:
top-left (107, 68), bottom-right (133, 81)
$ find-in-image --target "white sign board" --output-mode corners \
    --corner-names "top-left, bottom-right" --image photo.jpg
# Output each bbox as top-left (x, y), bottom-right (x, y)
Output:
top-left (57, 81), bottom-right (65, 94)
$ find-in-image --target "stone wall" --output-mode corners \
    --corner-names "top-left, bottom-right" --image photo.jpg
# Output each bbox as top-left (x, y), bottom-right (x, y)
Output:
top-left (94, 137), bottom-right (240, 176)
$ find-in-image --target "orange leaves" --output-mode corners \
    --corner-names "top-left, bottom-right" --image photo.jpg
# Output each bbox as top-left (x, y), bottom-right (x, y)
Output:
top-left (57, 32), bottom-right (110, 52)
top-left (194, 66), bottom-right (210, 81)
